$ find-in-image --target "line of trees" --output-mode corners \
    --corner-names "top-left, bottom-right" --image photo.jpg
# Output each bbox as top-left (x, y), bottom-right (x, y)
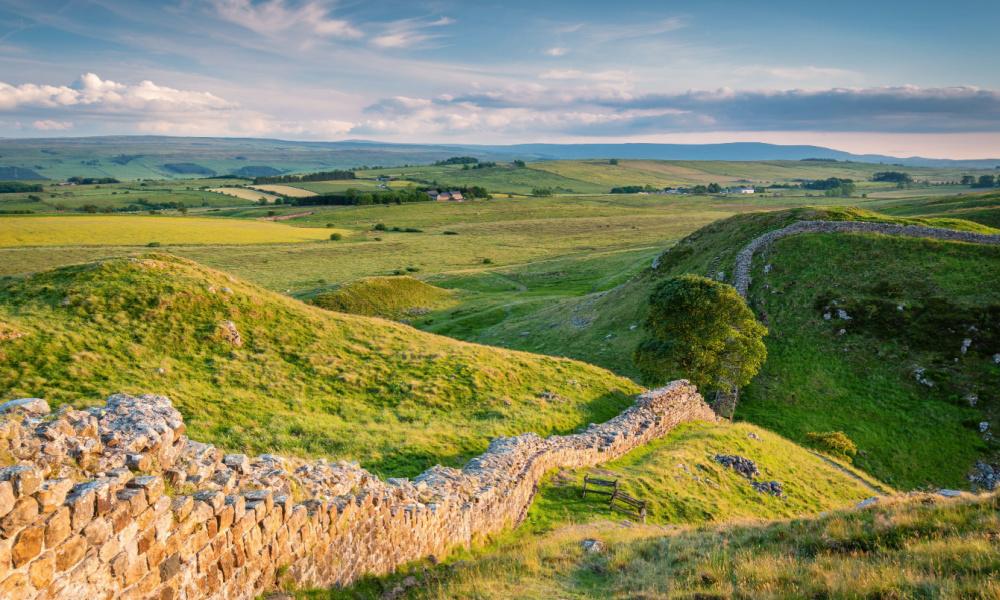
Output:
top-left (962, 175), bottom-right (999, 188)
top-left (0, 182), bottom-right (43, 193)
top-left (253, 170), bottom-right (355, 184)
top-left (803, 177), bottom-right (855, 196)
top-left (434, 156), bottom-right (480, 165)
top-left (68, 176), bottom-right (120, 185)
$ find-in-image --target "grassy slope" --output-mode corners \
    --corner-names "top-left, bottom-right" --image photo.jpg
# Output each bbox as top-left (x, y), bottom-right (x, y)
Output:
top-left (0, 178), bottom-right (253, 213)
top-left (321, 491), bottom-right (999, 599)
top-left (443, 207), bottom-right (996, 378)
top-left (445, 207), bottom-right (1000, 488)
top-left (311, 276), bottom-right (456, 320)
top-left (742, 233), bottom-right (1000, 489)
top-left (0, 254), bottom-right (640, 476)
top-left (528, 421), bottom-right (885, 531)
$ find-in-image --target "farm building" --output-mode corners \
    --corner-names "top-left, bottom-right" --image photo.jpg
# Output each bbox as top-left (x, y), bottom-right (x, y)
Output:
top-left (429, 190), bottom-right (465, 202)
top-left (729, 187), bottom-right (755, 194)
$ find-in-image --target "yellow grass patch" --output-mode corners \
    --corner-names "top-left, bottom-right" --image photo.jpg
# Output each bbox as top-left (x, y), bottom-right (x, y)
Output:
top-left (0, 216), bottom-right (341, 246)
top-left (250, 184), bottom-right (317, 198)
top-left (209, 187), bottom-right (280, 203)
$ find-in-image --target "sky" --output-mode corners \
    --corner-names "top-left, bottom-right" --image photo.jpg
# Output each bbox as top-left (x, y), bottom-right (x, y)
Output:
top-left (0, 0), bottom-right (999, 158)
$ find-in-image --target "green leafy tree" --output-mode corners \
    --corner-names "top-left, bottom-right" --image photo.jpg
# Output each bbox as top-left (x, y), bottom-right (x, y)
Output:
top-left (634, 275), bottom-right (767, 394)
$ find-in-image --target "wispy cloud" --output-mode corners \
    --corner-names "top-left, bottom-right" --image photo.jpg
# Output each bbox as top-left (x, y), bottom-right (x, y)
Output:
top-left (211, 0), bottom-right (362, 39)
top-left (370, 16), bottom-right (454, 49)
top-left (32, 119), bottom-right (72, 131)
top-left (544, 47), bottom-right (568, 57)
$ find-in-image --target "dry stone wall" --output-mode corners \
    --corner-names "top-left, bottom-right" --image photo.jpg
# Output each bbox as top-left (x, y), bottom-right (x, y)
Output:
top-left (733, 220), bottom-right (1000, 297)
top-left (0, 381), bottom-right (714, 599)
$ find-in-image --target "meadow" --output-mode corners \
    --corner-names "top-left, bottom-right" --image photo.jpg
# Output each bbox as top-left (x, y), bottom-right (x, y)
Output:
top-left (0, 215), bottom-right (344, 246)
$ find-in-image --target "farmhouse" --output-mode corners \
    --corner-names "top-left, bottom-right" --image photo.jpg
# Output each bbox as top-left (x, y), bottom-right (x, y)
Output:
top-left (429, 190), bottom-right (465, 202)
top-left (730, 187), bottom-right (755, 194)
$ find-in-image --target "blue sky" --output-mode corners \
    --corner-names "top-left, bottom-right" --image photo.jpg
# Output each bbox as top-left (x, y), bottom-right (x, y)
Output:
top-left (1, 0), bottom-right (998, 157)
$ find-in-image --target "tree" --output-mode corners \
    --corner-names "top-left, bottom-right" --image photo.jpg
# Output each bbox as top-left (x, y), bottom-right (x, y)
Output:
top-left (973, 175), bottom-right (997, 188)
top-left (634, 275), bottom-right (767, 397)
top-left (512, 159), bottom-right (526, 168)
top-left (961, 175), bottom-right (976, 186)
top-left (707, 182), bottom-right (722, 193)
top-left (609, 158), bottom-right (619, 165)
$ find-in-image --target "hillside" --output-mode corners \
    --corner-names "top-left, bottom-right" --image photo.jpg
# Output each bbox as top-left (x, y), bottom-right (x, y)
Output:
top-left (0, 253), bottom-right (641, 476)
top-left (311, 276), bottom-right (456, 320)
top-left (432, 207), bottom-right (1000, 488)
top-left (326, 490), bottom-right (998, 599)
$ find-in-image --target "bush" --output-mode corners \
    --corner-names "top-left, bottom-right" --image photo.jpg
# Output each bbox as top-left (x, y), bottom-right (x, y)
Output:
top-left (405, 266), bottom-right (419, 272)
top-left (373, 223), bottom-right (387, 231)
top-left (806, 431), bottom-right (858, 461)
top-left (443, 231), bottom-right (459, 235)
top-left (482, 258), bottom-right (493, 264)
top-left (147, 242), bottom-right (161, 247)
top-left (330, 233), bottom-right (343, 241)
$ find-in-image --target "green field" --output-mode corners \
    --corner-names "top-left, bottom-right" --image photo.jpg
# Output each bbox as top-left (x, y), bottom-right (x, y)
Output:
top-left (0, 215), bottom-right (344, 246)
top-left (0, 177), bottom-right (254, 213)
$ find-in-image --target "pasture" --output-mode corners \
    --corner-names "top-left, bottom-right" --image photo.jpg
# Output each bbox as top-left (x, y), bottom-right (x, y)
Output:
top-left (0, 215), bottom-right (342, 247)
top-left (209, 187), bottom-right (280, 203)
top-left (250, 184), bottom-right (318, 198)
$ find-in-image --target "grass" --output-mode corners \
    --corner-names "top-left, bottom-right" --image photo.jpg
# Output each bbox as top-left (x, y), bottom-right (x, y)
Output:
top-left (0, 253), bottom-right (640, 477)
top-left (315, 491), bottom-right (1000, 599)
top-left (740, 232), bottom-right (1000, 489)
top-left (311, 276), bottom-right (457, 320)
top-left (525, 421), bottom-right (886, 532)
top-left (0, 215), bottom-right (345, 246)
top-left (435, 206), bottom-right (1000, 488)
top-left (0, 178), bottom-right (254, 213)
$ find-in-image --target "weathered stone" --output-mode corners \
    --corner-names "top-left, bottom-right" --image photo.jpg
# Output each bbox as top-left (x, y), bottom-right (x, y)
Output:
top-left (0, 482), bottom-right (13, 520)
top-left (35, 478), bottom-right (74, 513)
top-left (0, 397), bottom-right (50, 417)
top-left (11, 525), bottom-right (43, 567)
top-left (0, 465), bottom-right (42, 497)
top-left (29, 549), bottom-right (55, 589)
top-left (0, 571), bottom-right (27, 597)
top-left (55, 534), bottom-right (87, 570)
top-left (0, 496), bottom-right (38, 537)
top-left (45, 507), bottom-right (71, 546)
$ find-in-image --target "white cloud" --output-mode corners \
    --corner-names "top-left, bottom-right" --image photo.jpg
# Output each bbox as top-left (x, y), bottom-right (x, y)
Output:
top-left (32, 119), bottom-right (73, 131)
top-left (370, 16), bottom-right (454, 49)
top-left (211, 0), bottom-right (362, 39)
top-left (544, 47), bottom-right (568, 57)
top-left (0, 73), bottom-right (235, 113)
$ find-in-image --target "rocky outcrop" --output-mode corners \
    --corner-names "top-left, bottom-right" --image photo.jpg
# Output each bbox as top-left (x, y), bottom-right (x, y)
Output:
top-left (0, 381), bottom-right (714, 599)
top-left (733, 220), bottom-right (1000, 297)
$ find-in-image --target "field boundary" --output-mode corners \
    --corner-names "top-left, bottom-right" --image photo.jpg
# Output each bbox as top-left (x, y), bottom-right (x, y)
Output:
top-left (732, 220), bottom-right (1000, 296)
top-left (0, 381), bottom-right (715, 599)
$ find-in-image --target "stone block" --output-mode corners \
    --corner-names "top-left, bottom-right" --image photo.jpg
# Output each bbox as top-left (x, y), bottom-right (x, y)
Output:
top-left (126, 476), bottom-right (164, 503)
top-left (1, 495), bottom-right (38, 537)
top-left (82, 516), bottom-right (111, 546)
top-left (45, 506), bottom-right (71, 547)
top-left (55, 534), bottom-right (87, 570)
top-left (11, 524), bottom-right (44, 567)
top-left (0, 481), bottom-right (14, 520)
top-left (35, 478), bottom-right (74, 513)
top-left (29, 549), bottom-right (56, 589)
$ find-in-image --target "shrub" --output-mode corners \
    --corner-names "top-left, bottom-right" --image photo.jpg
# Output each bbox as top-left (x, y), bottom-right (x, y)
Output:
top-left (443, 231), bottom-right (459, 235)
top-left (330, 233), bottom-right (343, 241)
top-left (482, 258), bottom-right (493, 264)
top-left (403, 227), bottom-right (423, 233)
top-left (325, 223), bottom-right (334, 228)
top-left (405, 266), bottom-right (420, 272)
top-left (147, 242), bottom-right (161, 247)
top-left (373, 223), bottom-right (387, 231)
top-left (806, 431), bottom-right (858, 461)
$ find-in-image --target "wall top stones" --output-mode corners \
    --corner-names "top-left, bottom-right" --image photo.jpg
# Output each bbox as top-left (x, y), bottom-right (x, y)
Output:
top-left (0, 381), bottom-right (716, 599)
top-left (732, 220), bottom-right (1000, 297)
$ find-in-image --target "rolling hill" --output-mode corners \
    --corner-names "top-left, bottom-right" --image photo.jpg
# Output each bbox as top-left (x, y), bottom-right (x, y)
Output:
top-left (0, 253), bottom-right (642, 476)
top-left (427, 207), bottom-right (1000, 488)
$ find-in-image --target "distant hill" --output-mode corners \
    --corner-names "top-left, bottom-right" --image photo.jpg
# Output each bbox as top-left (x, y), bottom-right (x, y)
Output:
top-left (0, 136), bottom-right (997, 180)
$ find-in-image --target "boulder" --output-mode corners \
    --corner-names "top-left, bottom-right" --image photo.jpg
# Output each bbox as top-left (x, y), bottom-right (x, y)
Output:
top-left (0, 398), bottom-right (50, 417)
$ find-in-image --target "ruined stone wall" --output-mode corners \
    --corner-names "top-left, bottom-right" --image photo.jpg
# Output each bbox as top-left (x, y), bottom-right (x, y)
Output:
top-left (0, 381), bottom-right (715, 599)
top-left (733, 220), bottom-right (1000, 297)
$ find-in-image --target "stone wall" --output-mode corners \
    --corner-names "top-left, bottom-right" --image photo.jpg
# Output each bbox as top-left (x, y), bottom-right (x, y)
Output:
top-left (0, 381), bottom-right (715, 599)
top-left (733, 220), bottom-right (1000, 297)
